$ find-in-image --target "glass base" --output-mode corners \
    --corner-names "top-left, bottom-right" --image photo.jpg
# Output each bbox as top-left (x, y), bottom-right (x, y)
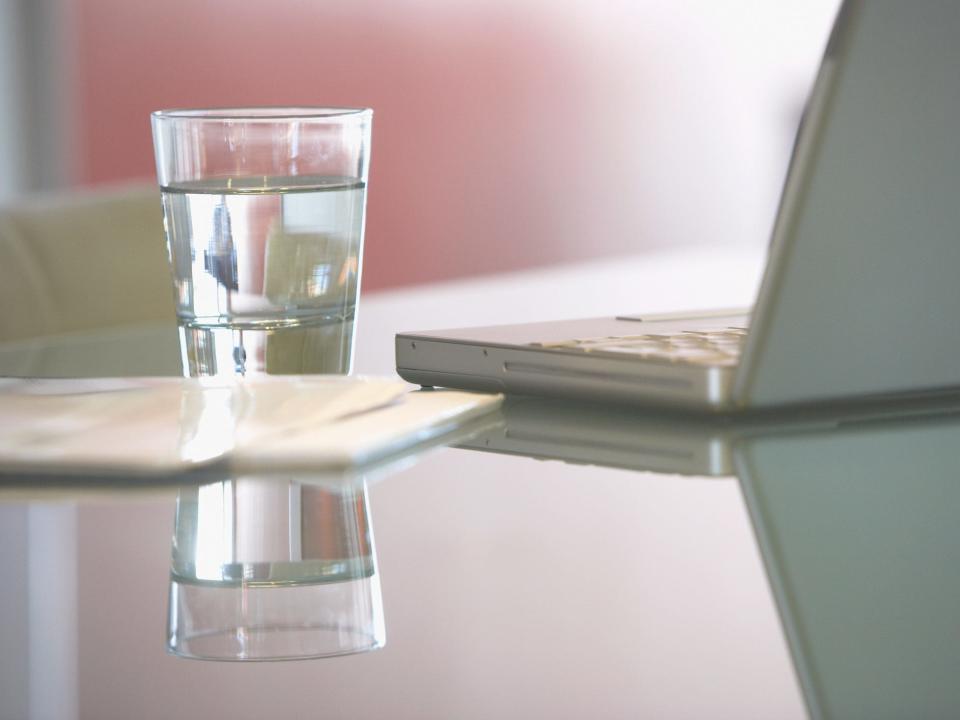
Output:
top-left (178, 319), bottom-right (354, 377)
top-left (167, 574), bottom-right (384, 661)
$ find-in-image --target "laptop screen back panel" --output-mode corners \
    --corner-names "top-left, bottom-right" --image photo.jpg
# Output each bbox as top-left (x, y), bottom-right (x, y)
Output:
top-left (735, 1), bottom-right (960, 408)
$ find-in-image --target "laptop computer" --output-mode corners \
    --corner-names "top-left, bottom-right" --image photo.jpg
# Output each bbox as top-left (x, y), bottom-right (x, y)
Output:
top-left (396, 1), bottom-right (960, 412)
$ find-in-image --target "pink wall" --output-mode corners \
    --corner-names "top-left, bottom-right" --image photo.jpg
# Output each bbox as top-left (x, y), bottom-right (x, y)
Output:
top-left (69, 0), bottom-right (838, 291)
top-left (70, 0), bottom-right (617, 291)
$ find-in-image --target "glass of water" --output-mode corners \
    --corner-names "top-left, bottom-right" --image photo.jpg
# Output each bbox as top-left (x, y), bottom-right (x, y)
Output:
top-left (167, 475), bottom-right (384, 661)
top-left (151, 107), bottom-right (372, 377)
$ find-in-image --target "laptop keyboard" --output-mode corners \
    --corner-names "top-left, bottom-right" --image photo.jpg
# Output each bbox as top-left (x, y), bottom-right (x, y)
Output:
top-left (529, 327), bottom-right (748, 367)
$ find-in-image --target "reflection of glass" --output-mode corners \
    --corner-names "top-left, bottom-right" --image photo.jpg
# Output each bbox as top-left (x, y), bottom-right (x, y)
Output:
top-left (167, 476), bottom-right (384, 661)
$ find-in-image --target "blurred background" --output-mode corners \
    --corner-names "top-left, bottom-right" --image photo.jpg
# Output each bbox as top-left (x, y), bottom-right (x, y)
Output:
top-left (0, 0), bottom-right (839, 291)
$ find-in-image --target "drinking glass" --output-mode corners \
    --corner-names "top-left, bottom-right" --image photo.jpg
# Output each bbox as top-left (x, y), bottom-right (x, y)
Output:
top-left (167, 476), bottom-right (384, 661)
top-left (151, 108), bottom-right (372, 377)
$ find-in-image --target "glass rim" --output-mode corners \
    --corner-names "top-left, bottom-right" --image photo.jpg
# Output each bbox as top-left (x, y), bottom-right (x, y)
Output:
top-left (151, 106), bottom-right (372, 121)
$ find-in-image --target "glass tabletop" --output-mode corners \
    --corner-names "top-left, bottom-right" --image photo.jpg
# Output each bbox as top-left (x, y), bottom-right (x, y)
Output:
top-left (3, 379), bottom-right (960, 718)
top-left (2, 253), bottom-right (956, 719)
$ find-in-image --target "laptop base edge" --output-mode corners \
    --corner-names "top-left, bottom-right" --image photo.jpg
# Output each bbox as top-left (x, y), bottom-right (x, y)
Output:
top-left (396, 335), bottom-right (737, 413)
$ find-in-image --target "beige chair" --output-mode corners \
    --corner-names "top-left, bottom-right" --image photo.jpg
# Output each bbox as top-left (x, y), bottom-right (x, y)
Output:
top-left (0, 186), bottom-right (183, 376)
top-left (0, 185), bottom-right (176, 342)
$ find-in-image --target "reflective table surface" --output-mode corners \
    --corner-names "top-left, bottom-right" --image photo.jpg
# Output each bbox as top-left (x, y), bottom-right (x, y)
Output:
top-left (4, 249), bottom-right (956, 720)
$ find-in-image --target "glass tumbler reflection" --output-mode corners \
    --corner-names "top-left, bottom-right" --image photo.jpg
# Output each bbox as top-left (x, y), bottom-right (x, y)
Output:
top-left (151, 108), bottom-right (372, 377)
top-left (167, 476), bottom-right (384, 661)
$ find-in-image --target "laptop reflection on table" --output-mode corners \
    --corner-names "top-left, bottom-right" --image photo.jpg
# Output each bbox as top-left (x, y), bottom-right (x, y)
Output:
top-left (458, 396), bottom-right (960, 719)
